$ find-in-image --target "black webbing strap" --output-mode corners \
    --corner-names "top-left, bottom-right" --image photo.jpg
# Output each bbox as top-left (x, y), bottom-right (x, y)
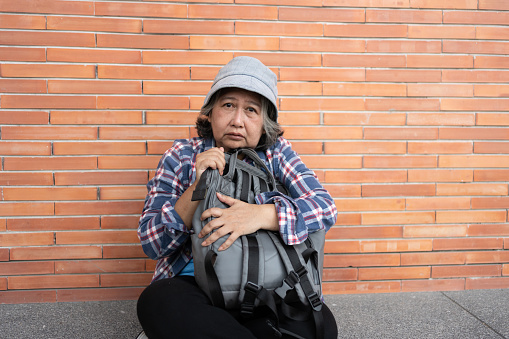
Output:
top-left (203, 249), bottom-right (226, 308)
top-left (191, 169), bottom-right (210, 201)
top-left (240, 234), bottom-right (260, 317)
top-left (240, 170), bottom-right (250, 202)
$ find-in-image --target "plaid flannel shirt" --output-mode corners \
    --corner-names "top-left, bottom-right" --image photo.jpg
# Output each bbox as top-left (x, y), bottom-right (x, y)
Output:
top-left (138, 137), bottom-right (337, 281)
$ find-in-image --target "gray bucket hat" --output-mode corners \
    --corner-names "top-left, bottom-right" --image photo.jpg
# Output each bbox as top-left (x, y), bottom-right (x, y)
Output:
top-left (202, 56), bottom-right (278, 121)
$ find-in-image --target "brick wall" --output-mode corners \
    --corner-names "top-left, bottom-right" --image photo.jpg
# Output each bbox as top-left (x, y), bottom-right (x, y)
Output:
top-left (1, 0), bottom-right (508, 304)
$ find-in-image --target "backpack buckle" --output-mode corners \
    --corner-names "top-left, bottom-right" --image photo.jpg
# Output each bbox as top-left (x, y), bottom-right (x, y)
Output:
top-left (307, 292), bottom-right (323, 312)
top-left (241, 282), bottom-right (261, 317)
top-left (274, 270), bottom-right (300, 299)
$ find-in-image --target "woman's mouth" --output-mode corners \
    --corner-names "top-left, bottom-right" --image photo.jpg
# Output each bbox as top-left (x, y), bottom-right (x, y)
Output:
top-left (226, 133), bottom-right (244, 140)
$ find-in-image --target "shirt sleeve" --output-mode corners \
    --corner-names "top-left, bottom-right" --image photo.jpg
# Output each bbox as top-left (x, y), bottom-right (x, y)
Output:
top-left (255, 138), bottom-right (337, 245)
top-left (137, 140), bottom-right (196, 260)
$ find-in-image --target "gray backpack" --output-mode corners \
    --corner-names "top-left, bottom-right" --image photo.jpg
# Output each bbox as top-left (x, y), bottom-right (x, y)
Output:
top-left (191, 148), bottom-right (325, 339)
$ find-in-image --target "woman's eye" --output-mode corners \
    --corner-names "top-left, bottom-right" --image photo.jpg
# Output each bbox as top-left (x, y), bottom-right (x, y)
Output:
top-left (224, 103), bottom-right (233, 108)
top-left (246, 107), bottom-right (257, 113)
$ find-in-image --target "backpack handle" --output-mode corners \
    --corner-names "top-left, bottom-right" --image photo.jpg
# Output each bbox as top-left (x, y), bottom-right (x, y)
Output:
top-left (224, 148), bottom-right (278, 192)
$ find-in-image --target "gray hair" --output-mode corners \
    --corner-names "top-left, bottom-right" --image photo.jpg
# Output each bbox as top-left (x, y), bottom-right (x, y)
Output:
top-left (195, 88), bottom-right (283, 151)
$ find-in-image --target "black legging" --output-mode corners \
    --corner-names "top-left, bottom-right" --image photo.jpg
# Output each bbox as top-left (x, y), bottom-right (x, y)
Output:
top-left (137, 276), bottom-right (338, 339)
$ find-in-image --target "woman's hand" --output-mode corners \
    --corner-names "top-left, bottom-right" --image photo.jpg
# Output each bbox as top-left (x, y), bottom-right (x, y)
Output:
top-left (194, 147), bottom-right (226, 183)
top-left (198, 193), bottom-right (279, 251)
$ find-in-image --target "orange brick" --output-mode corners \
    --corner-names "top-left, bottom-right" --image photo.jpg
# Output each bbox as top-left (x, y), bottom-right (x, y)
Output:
top-left (98, 65), bottom-right (189, 80)
top-left (367, 40), bottom-right (442, 53)
top-left (336, 198), bottom-right (404, 212)
top-left (324, 253), bottom-right (400, 268)
top-left (434, 238), bottom-right (503, 251)
top-left (410, 0), bottom-right (477, 8)
top-left (367, 98), bottom-right (440, 111)
top-left (50, 111), bottom-right (143, 125)
top-left (409, 169), bottom-right (473, 182)
top-left (362, 184), bottom-right (435, 197)
top-left (2, 126), bottom-right (97, 140)
top-left (0, 232), bottom-right (54, 246)
top-left (144, 19), bottom-right (233, 34)
top-left (103, 245), bottom-right (146, 259)
top-left (7, 217), bottom-right (100, 231)
top-left (364, 155), bottom-right (437, 168)
top-left (280, 37), bottom-right (365, 53)
top-left (145, 111), bottom-right (199, 125)
top-left (56, 230), bottom-right (139, 245)
top-left (479, 0), bottom-right (509, 9)
top-left (443, 40), bottom-right (509, 55)
top-left (284, 126), bottom-right (362, 140)
top-left (326, 170), bottom-right (407, 183)
top-left (0, 203), bottom-right (54, 217)
top-left (359, 267), bottom-right (430, 280)
top-left (466, 251), bottom-right (509, 264)
top-left (440, 127), bottom-right (509, 140)
top-left (0, 261), bottom-right (54, 276)
top-left (235, 22), bottom-right (322, 37)
top-left (0, 0), bottom-right (93, 14)
top-left (97, 96), bottom-right (188, 110)
top-left (325, 24), bottom-right (407, 37)
top-left (408, 25), bottom-right (475, 39)
top-left (323, 268), bottom-right (358, 281)
top-left (444, 9), bottom-right (509, 25)
top-left (3, 187), bottom-right (97, 201)
top-left (408, 54), bottom-right (473, 68)
top-left (1, 95), bottom-right (96, 109)
top-left (47, 16), bottom-right (142, 33)
top-left (0, 47), bottom-right (46, 61)
top-left (0, 111), bottom-right (48, 124)
top-left (401, 252), bottom-right (466, 266)
top-left (190, 36), bottom-right (279, 51)
top-left (1, 63), bottom-right (95, 78)
top-left (55, 259), bottom-right (145, 274)
top-left (475, 85), bottom-right (509, 98)
top-left (55, 171), bottom-right (148, 186)
top-left (10, 246), bottom-right (102, 261)
top-left (4, 156), bottom-right (97, 171)
top-left (504, 264), bottom-right (509, 275)
top-left (324, 54), bottom-right (406, 67)
top-left (299, 155), bottom-right (361, 169)
top-left (9, 274), bottom-right (99, 290)
top-left (97, 34), bottom-right (188, 49)
top-left (0, 219), bottom-right (5, 232)
top-left (440, 155), bottom-right (509, 168)
top-left (54, 141), bottom-right (145, 155)
top-left (100, 273), bottom-right (153, 287)
top-left (366, 9), bottom-right (442, 23)
top-left (236, 0), bottom-right (321, 5)
top-left (434, 265), bottom-right (500, 278)
top-left (362, 212), bottom-right (435, 225)
top-left (362, 239), bottom-right (432, 252)
top-left (444, 70), bottom-right (509, 83)
top-left (323, 0), bottom-right (409, 6)
top-left (367, 69), bottom-right (441, 82)
top-left (0, 79), bottom-right (46, 93)
top-left (323, 83), bottom-right (406, 97)
top-left (0, 248), bottom-right (8, 261)
top-left (477, 26), bottom-right (509, 40)
top-left (144, 82), bottom-right (210, 95)
top-left (47, 48), bottom-right (141, 64)
top-left (235, 52), bottom-right (322, 67)
top-left (143, 51), bottom-right (232, 65)
top-left (0, 172), bottom-right (54, 186)
top-left (281, 68), bottom-right (364, 82)
top-left (98, 156), bottom-right (160, 170)
top-left (408, 113), bottom-right (475, 126)
top-left (466, 277), bottom-right (509, 290)
top-left (0, 31), bottom-right (95, 47)
top-left (403, 225), bottom-right (468, 238)
top-left (55, 201), bottom-right (144, 216)
top-left (364, 127), bottom-right (438, 140)
top-left (474, 56), bottom-right (509, 69)
top-left (190, 67), bottom-right (221, 81)
top-left (402, 279), bottom-right (465, 292)
top-left (99, 126), bottom-right (189, 140)
top-left (57, 287), bottom-right (143, 302)
top-left (281, 98), bottom-right (365, 111)
top-left (279, 7), bottom-right (364, 22)
top-left (408, 84), bottom-right (473, 97)
top-left (278, 112), bottom-right (321, 125)
top-left (283, 141), bottom-right (323, 155)
top-left (0, 14), bottom-right (46, 29)
top-left (437, 183), bottom-right (507, 196)
top-left (470, 224), bottom-right (509, 241)
top-left (327, 226), bottom-right (402, 239)
top-left (472, 197), bottom-right (509, 209)
top-left (323, 281), bottom-right (401, 294)
top-left (474, 169), bottom-right (509, 182)
top-left (325, 141), bottom-right (406, 154)
top-left (0, 141), bottom-right (51, 155)
top-left (101, 215), bottom-right (140, 229)
top-left (0, 290), bottom-right (57, 304)
top-left (95, 2), bottom-right (186, 18)
top-left (408, 141), bottom-right (472, 154)
top-left (48, 80), bottom-right (141, 94)
top-left (325, 112), bottom-right (406, 126)
top-left (437, 210), bottom-right (506, 224)
top-left (189, 4), bottom-right (277, 20)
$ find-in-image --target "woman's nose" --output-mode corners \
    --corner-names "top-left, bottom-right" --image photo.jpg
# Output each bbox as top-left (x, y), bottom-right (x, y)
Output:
top-left (230, 107), bottom-right (244, 126)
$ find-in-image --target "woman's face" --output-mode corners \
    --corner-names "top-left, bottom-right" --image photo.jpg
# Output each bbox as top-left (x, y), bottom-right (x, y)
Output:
top-left (208, 88), bottom-right (264, 153)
